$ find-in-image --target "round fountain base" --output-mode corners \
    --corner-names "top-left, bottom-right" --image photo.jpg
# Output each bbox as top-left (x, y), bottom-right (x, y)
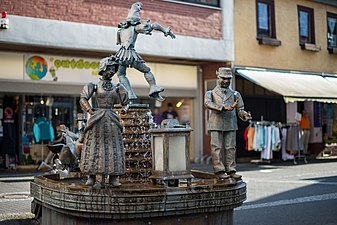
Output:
top-left (30, 174), bottom-right (246, 225)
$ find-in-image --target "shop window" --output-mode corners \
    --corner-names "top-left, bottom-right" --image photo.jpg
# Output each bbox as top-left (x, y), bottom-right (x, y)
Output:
top-left (298, 6), bottom-right (315, 45)
top-left (204, 79), bottom-right (217, 133)
top-left (22, 96), bottom-right (81, 165)
top-left (205, 79), bottom-right (217, 91)
top-left (327, 12), bottom-right (337, 53)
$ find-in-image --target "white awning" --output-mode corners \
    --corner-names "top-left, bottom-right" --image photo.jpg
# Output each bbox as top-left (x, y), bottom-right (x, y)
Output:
top-left (236, 68), bottom-right (337, 103)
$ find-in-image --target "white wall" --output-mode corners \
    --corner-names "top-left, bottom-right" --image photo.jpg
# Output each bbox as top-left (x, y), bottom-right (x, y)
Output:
top-left (286, 102), bottom-right (297, 123)
top-left (0, 52), bottom-right (23, 80)
top-left (0, 15), bottom-right (229, 62)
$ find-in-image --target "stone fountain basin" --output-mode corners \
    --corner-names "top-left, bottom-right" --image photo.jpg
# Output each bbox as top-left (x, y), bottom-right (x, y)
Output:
top-left (30, 173), bottom-right (246, 225)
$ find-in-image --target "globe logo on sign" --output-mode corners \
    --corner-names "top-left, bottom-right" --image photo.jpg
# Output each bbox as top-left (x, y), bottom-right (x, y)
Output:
top-left (25, 56), bottom-right (48, 80)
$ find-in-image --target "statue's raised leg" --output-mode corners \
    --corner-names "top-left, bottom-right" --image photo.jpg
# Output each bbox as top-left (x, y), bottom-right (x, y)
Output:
top-left (117, 65), bottom-right (137, 101)
top-left (133, 62), bottom-right (165, 101)
top-left (145, 71), bottom-right (165, 102)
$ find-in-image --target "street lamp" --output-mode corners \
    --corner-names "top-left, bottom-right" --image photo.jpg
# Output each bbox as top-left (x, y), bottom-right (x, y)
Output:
top-left (149, 119), bottom-right (193, 187)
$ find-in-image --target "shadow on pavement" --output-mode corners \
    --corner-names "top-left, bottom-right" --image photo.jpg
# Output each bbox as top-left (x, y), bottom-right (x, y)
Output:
top-left (234, 174), bottom-right (337, 225)
top-left (0, 219), bottom-right (38, 225)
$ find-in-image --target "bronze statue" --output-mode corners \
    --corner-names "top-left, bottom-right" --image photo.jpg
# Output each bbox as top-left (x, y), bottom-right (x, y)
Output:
top-left (46, 124), bottom-right (79, 176)
top-left (204, 67), bottom-right (251, 180)
top-left (114, 2), bottom-right (176, 102)
top-left (79, 57), bottom-right (129, 188)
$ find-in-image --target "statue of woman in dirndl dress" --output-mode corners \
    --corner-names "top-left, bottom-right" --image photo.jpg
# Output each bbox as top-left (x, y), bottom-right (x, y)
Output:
top-left (79, 57), bottom-right (129, 188)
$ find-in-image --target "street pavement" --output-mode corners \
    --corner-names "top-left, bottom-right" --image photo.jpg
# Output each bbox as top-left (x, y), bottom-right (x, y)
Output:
top-left (0, 172), bottom-right (40, 225)
top-left (233, 160), bottom-right (337, 225)
top-left (0, 160), bottom-right (336, 224)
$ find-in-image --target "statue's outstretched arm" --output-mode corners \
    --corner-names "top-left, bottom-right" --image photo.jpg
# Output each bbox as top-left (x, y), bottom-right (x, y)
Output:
top-left (234, 92), bottom-right (252, 121)
top-left (151, 22), bottom-right (176, 39)
top-left (135, 20), bottom-right (176, 39)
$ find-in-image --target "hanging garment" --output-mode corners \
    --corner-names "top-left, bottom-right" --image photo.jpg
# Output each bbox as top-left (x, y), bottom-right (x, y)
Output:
top-left (247, 126), bottom-right (255, 151)
top-left (252, 124), bottom-right (259, 151)
top-left (244, 126), bottom-right (249, 150)
top-left (271, 125), bottom-right (281, 151)
top-left (33, 117), bottom-right (55, 142)
top-left (286, 125), bottom-right (302, 153)
top-left (281, 128), bottom-right (294, 160)
top-left (261, 126), bottom-right (272, 160)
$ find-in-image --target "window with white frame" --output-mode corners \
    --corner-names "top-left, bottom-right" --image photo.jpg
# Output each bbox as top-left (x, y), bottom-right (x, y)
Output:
top-left (327, 12), bottom-right (337, 49)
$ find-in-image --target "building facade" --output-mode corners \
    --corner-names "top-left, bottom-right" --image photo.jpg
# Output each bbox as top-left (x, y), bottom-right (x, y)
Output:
top-left (231, 0), bottom-right (337, 159)
top-left (0, 0), bottom-right (233, 168)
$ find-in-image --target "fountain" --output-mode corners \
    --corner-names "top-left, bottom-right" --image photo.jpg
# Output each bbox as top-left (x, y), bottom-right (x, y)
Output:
top-left (30, 3), bottom-right (246, 224)
top-left (30, 104), bottom-right (246, 225)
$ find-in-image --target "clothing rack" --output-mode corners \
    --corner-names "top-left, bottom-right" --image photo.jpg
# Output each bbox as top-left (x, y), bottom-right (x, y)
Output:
top-left (248, 119), bottom-right (281, 164)
top-left (249, 120), bottom-right (285, 127)
top-left (283, 122), bottom-right (307, 165)
top-left (247, 120), bottom-right (307, 165)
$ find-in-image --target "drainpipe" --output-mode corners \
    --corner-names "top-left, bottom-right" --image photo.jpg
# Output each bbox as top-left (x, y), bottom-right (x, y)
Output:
top-left (221, 0), bottom-right (235, 89)
top-left (194, 66), bottom-right (204, 163)
top-left (221, 0), bottom-right (234, 63)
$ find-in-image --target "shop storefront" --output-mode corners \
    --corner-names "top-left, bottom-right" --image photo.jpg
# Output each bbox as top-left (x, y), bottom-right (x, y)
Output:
top-left (235, 67), bottom-right (337, 158)
top-left (0, 51), bottom-right (199, 168)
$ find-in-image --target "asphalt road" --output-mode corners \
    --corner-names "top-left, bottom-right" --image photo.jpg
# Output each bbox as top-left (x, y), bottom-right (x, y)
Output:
top-left (234, 160), bottom-right (337, 225)
top-left (0, 160), bottom-right (336, 225)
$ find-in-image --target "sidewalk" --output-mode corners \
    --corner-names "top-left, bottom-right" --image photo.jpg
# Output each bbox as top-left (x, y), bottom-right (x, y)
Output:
top-left (1, 157), bottom-right (335, 177)
top-left (192, 157), bottom-right (337, 173)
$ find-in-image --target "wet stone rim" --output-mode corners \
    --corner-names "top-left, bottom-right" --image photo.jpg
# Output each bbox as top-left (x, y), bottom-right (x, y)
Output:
top-left (30, 176), bottom-right (246, 219)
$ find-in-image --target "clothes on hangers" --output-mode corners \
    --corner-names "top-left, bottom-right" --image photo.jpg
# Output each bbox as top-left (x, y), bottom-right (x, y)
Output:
top-left (245, 121), bottom-right (281, 160)
top-left (244, 120), bottom-right (305, 161)
top-left (243, 125), bottom-right (256, 150)
top-left (281, 128), bottom-right (294, 160)
top-left (33, 116), bottom-right (55, 143)
top-left (247, 126), bottom-right (255, 150)
top-left (243, 126), bottom-right (248, 150)
top-left (286, 124), bottom-right (303, 154)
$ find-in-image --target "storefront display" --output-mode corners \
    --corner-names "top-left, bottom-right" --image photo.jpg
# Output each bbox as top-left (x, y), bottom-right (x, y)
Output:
top-left (22, 96), bottom-right (80, 164)
top-left (323, 103), bottom-right (337, 143)
top-left (0, 51), bottom-right (200, 167)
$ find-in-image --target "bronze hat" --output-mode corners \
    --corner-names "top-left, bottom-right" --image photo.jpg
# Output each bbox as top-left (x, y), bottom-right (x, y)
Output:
top-left (98, 57), bottom-right (118, 75)
top-left (216, 67), bottom-right (233, 79)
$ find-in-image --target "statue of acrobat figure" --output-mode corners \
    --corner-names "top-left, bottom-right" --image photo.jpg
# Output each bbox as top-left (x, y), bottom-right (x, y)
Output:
top-left (114, 2), bottom-right (176, 102)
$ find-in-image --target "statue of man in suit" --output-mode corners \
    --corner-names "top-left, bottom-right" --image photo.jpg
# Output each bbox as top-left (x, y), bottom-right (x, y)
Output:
top-left (205, 67), bottom-right (251, 180)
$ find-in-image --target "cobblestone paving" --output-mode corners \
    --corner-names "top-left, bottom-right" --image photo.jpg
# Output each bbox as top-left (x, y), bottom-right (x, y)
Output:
top-left (0, 175), bottom-right (36, 224)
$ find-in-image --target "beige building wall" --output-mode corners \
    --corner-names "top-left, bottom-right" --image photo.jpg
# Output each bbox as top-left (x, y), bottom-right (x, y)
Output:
top-left (234, 0), bottom-right (337, 73)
